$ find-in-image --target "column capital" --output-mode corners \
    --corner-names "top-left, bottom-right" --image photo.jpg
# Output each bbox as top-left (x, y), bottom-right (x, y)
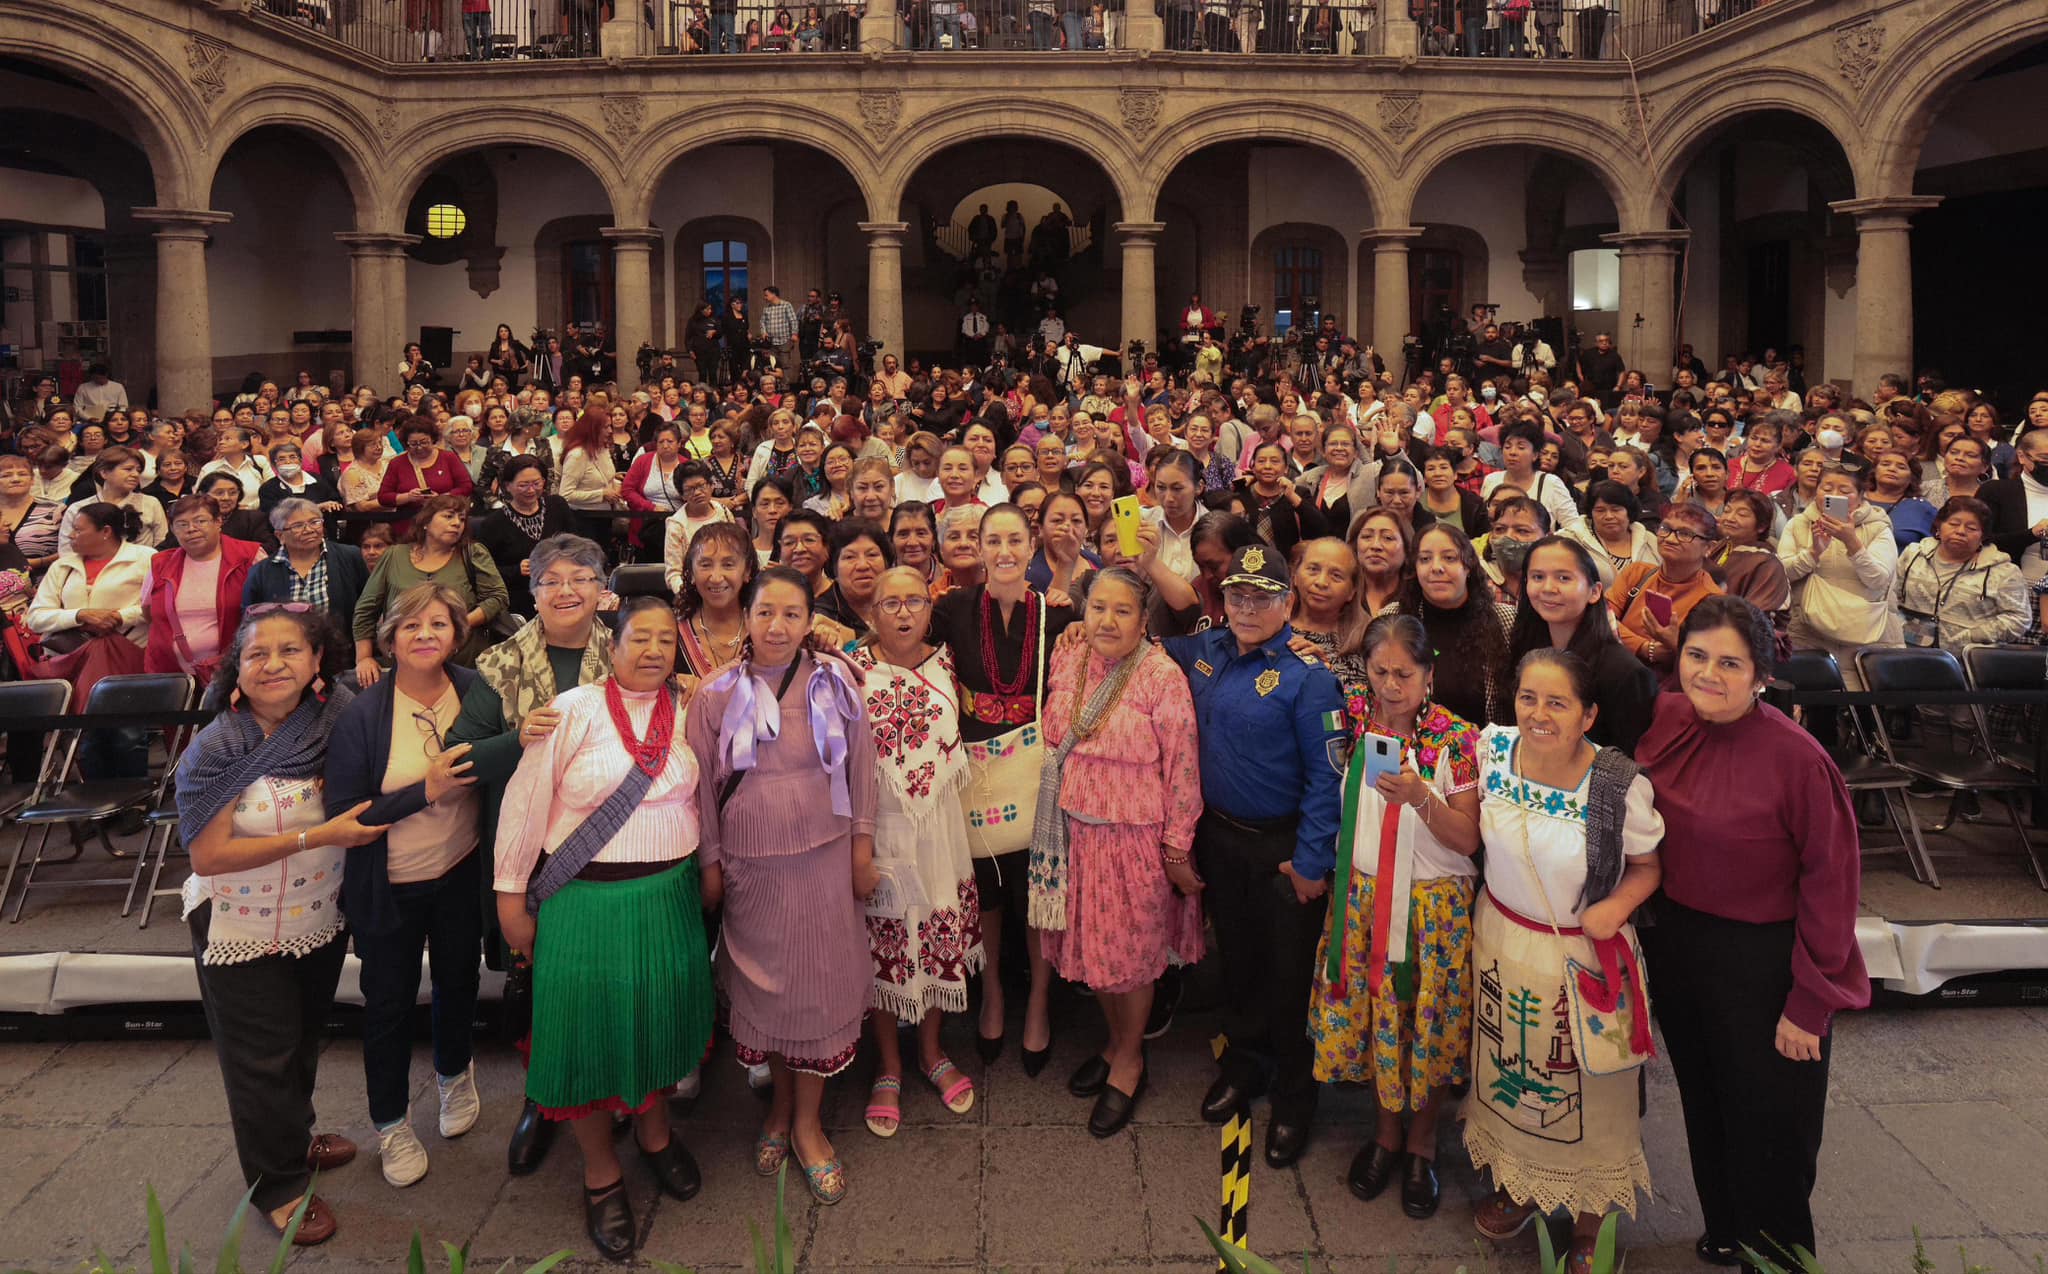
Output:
top-left (601, 226), bottom-right (663, 248)
top-left (1600, 230), bottom-right (1691, 254)
top-left (1361, 226), bottom-right (1425, 247)
top-left (135, 207), bottom-right (231, 243)
top-left (335, 230), bottom-right (421, 255)
top-left (1113, 221), bottom-right (1167, 243)
top-left (1828, 196), bottom-right (1942, 228)
top-left (858, 221), bottom-right (910, 247)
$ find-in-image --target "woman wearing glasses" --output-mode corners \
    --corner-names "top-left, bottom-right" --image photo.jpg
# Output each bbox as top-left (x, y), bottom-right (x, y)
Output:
top-left (848, 567), bottom-right (985, 1138)
top-left (325, 582), bottom-right (484, 1191)
top-left (1606, 502), bottom-right (1723, 684)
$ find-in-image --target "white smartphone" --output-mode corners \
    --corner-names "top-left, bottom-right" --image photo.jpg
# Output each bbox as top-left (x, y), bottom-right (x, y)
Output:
top-left (1821, 494), bottom-right (1850, 521)
top-left (1361, 732), bottom-right (1404, 789)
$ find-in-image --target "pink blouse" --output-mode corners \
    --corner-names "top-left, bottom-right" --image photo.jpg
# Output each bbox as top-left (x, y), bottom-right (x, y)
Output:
top-left (1041, 643), bottom-right (1203, 852)
top-left (492, 682), bottom-right (700, 893)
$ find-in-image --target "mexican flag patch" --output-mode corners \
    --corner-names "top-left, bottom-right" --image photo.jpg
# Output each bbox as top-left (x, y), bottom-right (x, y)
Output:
top-left (1320, 710), bottom-right (1345, 735)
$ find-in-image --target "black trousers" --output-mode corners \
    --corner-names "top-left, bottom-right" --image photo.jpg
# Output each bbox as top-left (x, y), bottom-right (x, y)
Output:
top-left (189, 910), bottom-right (348, 1213)
top-left (1194, 810), bottom-right (1324, 1121)
top-left (1642, 899), bottom-right (1829, 1260)
top-left (356, 851), bottom-right (483, 1126)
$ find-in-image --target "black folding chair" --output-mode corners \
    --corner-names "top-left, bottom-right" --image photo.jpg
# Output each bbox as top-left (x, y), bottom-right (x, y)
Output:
top-left (1776, 651), bottom-right (1936, 886)
top-left (1855, 648), bottom-right (2046, 891)
top-left (1961, 644), bottom-right (2048, 775)
top-left (0, 681), bottom-right (74, 892)
top-left (5, 673), bottom-right (196, 923)
top-left (609, 563), bottom-right (673, 602)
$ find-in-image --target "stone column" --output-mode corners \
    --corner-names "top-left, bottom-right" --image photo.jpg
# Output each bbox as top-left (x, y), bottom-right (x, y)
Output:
top-left (336, 231), bottom-right (421, 390)
top-left (1829, 196), bottom-right (1941, 399)
top-left (1114, 221), bottom-right (1164, 360)
top-left (100, 231), bottom-right (157, 409)
top-left (133, 207), bottom-right (231, 413)
top-left (859, 0), bottom-right (897, 49)
top-left (1363, 226), bottom-right (1423, 373)
top-left (859, 221), bottom-right (908, 361)
top-left (1602, 230), bottom-right (1689, 379)
top-left (604, 227), bottom-right (662, 385)
top-left (1122, 0), bottom-right (1163, 49)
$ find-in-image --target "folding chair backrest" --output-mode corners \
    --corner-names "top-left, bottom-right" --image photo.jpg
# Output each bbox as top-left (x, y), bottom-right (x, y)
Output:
top-left (1776, 650), bottom-right (1845, 693)
top-left (1962, 645), bottom-right (2048, 694)
top-left (0, 678), bottom-right (72, 721)
top-left (82, 673), bottom-right (195, 718)
top-left (609, 564), bottom-right (672, 601)
top-left (1855, 647), bottom-right (1965, 695)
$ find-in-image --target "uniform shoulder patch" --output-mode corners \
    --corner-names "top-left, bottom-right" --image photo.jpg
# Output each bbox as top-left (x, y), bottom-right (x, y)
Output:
top-left (1194, 659), bottom-right (1214, 677)
top-left (1296, 649), bottom-right (1322, 666)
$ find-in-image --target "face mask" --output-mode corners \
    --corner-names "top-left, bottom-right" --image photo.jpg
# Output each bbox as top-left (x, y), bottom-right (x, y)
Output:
top-left (1818, 429), bottom-right (1845, 451)
top-left (1493, 539), bottom-right (1533, 574)
top-left (1445, 446), bottom-right (1467, 466)
top-left (276, 463), bottom-right (302, 480)
top-left (1480, 386), bottom-right (1497, 402)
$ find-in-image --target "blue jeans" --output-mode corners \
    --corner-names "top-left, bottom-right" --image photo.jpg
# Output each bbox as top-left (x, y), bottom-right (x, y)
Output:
top-left (1028, 11), bottom-right (1055, 47)
top-left (462, 9), bottom-right (491, 58)
top-left (931, 12), bottom-right (962, 46)
top-left (711, 9), bottom-right (736, 50)
top-left (1060, 11), bottom-right (1084, 47)
top-left (356, 850), bottom-right (483, 1126)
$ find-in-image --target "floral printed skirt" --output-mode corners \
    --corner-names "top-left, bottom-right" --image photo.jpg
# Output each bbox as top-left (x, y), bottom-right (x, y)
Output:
top-left (1308, 872), bottom-right (1475, 1108)
top-left (1039, 819), bottom-right (1204, 994)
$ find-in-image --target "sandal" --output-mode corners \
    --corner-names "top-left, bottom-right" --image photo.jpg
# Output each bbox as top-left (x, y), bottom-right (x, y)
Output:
top-left (924, 1058), bottom-right (975, 1115)
top-left (798, 1152), bottom-right (847, 1206)
top-left (753, 1130), bottom-right (790, 1177)
top-left (1566, 1235), bottom-right (1601, 1274)
top-left (1473, 1189), bottom-right (1540, 1241)
top-left (864, 1076), bottom-right (902, 1138)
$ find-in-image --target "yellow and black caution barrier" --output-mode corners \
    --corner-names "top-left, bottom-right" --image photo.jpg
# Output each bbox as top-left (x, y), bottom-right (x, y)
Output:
top-left (1211, 1033), bottom-right (1251, 1270)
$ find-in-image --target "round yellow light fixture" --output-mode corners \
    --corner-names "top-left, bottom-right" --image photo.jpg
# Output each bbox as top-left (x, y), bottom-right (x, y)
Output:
top-left (425, 203), bottom-right (467, 239)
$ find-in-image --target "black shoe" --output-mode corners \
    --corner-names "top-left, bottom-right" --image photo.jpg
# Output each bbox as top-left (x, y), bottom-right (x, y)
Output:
top-left (1087, 1069), bottom-right (1147, 1138)
top-left (639, 1137), bottom-right (701, 1202)
top-left (1200, 1071), bottom-right (1267, 1123)
top-left (1347, 1141), bottom-right (1400, 1202)
top-left (1144, 971), bottom-right (1182, 1040)
top-left (506, 1098), bottom-right (555, 1176)
top-left (1068, 1054), bottom-right (1111, 1098)
top-left (1021, 1037), bottom-right (1053, 1078)
top-left (1695, 1236), bottom-right (1742, 1267)
top-left (1400, 1153), bottom-right (1440, 1219)
top-left (975, 1030), bottom-right (1005, 1064)
top-left (1264, 1116), bottom-right (1311, 1168)
top-left (583, 1182), bottom-right (635, 1263)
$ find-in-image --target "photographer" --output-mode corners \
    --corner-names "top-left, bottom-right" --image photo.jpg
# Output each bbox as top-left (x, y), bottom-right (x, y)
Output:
top-left (1052, 332), bottom-right (1107, 393)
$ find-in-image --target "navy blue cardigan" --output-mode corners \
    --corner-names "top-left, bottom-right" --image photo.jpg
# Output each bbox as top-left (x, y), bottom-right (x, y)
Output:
top-left (243, 541), bottom-right (369, 636)
top-left (325, 664), bottom-right (483, 938)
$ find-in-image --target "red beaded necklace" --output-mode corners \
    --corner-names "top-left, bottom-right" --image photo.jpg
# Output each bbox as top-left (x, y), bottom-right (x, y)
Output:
top-left (605, 676), bottom-right (676, 777)
top-left (977, 586), bottom-right (1038, 697)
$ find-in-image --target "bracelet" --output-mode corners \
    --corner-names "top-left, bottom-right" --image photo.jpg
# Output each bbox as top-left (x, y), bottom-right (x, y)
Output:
top-left (1161, 849), bottom-right (1191, 866)
top-left (296, 831), bottom-right (308, 854)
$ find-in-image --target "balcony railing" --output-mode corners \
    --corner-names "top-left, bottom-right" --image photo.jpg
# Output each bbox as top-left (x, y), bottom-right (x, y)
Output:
top-left (241, 0), bottom-right (1753, 59)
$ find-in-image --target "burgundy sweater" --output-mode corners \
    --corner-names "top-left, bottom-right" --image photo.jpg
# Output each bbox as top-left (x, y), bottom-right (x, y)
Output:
top-left (1635, 692), bottom-right (1870, 1035)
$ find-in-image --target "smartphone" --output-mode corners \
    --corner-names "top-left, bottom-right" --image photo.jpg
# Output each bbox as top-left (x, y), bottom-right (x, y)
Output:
top-left (1111, 494), bottom-right (1144, 557)
top-left (1642, 591), bottom-right (1675, 627)
top-left (1822, 494), bottom-right (1850, 522)
top-left (1361, 732), bottom-right (1404, 789)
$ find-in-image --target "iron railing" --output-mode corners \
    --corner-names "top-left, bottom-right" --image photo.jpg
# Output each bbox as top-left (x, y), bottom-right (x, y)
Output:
top-left (660, 0), bottom-right (865, 51)
top-left (248, 0), bottom-right (610, 62)
top-left (1411, 0), bottom-right (1744, 59)
top-left (1160, 1), bottom-right (1384, 53)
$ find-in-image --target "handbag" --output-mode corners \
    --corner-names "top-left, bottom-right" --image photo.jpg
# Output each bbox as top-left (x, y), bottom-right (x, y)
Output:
top-left (963, 595), bottom-right (1047, 860)
top-left (1506, 767), bottom-right (1654, 1076)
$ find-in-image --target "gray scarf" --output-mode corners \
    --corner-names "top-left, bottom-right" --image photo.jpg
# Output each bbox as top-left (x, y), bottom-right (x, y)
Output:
top-left (1579, 746), bottom-right (1641, 912)
top-left (1026, 651), bottom-right (1142, 931)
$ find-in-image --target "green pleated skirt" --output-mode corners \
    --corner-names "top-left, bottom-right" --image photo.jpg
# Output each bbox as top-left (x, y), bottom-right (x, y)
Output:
top-left (527, 859), bottom-right (713, 1118)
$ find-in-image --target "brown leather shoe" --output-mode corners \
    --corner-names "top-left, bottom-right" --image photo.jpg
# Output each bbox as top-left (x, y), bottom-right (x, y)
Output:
top-left (279, 1195), bottom-right (338, 1246)
top-left (305, 1133), bottom-right (357, 1172)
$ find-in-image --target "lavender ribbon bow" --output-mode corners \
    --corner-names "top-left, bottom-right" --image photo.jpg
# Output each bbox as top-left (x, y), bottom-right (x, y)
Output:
top-left (714, 657), bottom-right (863, 817)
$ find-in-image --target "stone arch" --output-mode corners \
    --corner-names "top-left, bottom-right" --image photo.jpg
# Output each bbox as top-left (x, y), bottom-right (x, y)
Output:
top-left (878, 105), bottom-right (1147, 224)
top-left (377, 111), bottom-right (627, 229)
top-left (1863, 11), bottom-right (2048, 196)
top-left (1394, 107), bottom-right (1645, 229)
top-left (534, 215), bottom-right (668, 345)
top-left (1140, 105), bottom-right (1391, 225)
top-left (1647, 72), bottom-right (1860, 212)
top-left (1248, 222), bottom-right (1349, 340)
top-left (206, 90), bottom-right (380, 229)
top-left (673, 215), bottom-right (771, 318)
top-left (623, 106), bottom-right (886, 227)
top-left (0, 9), bottom-right (202, 207)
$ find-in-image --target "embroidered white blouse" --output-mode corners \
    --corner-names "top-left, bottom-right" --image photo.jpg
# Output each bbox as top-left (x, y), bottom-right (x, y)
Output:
top-left (181, 775), bottom-right (344, 965)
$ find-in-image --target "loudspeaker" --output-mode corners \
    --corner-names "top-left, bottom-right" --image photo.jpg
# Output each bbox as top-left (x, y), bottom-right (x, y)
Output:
top-left (419, 325), bottom-right (455, 369)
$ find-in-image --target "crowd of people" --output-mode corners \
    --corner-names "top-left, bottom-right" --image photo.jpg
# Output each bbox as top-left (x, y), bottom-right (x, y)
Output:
top-left (7, 304), bottom-right (2046, 1270)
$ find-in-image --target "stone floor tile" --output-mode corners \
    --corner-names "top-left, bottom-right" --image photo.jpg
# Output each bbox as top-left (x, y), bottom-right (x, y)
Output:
top-left (1869, 1100), bottom-right (2048, 1236)
top-left (0, 1125), bottom-right (91, 1240)
top-left (1135, 1122), bottom-right (1317, 1264)
top-left (0, 1040), bottom-right (189, 1125)
top-left (806, 1126), bottom-right (982, 1267)
top-left (0, 1127), bottom-right (230, 1267)
top-left (116, 1037), bottom-right (233, 1126)
top-left (1829, 1008), bottom-right (2048, 1105)
top-left (980, 1125), bottom-right (1146, 1267)
top-left (1811, 1104), bottom-right (1981, 1242)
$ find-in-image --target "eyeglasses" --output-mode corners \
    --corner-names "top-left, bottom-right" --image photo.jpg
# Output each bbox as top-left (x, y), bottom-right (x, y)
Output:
top-left (1657, 527), bottom-right (1710, 544)
top-left (411, 710), bottom-right (445, 758)
top-left (248, 602), bottom-right (313, 616)
top-left (876, 596), bottom-right (931, 617)
top-left (533, 574), bottom-right (603, 594)
top-left (1223, 589), bottom-right (1288, 612)
top-left (281, 519), bottom-right (323, 535)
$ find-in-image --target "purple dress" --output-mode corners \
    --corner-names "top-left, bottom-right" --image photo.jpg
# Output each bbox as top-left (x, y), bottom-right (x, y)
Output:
top-left (687, 652), bottom-right (878, 1076)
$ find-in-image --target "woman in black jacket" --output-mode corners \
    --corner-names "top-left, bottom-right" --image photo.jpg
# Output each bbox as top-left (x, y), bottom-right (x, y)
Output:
top-left (1504, 535), bottom-right (1658, 754)
top-left (472, 456), bottom-right (574, 619)
top-left (487, 324), bottom-right (529, 386)
top-left (719, 300), bottom-right (751, 388)
top-left (686, 302), bottom-right (723, 387)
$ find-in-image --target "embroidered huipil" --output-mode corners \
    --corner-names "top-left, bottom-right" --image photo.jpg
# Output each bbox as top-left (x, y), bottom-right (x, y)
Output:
top-left (181, 776), bottom-right (342, 965)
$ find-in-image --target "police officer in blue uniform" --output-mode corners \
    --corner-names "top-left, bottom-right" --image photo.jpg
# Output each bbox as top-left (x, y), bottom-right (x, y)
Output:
top-left (1163, 542), bottom-right (1346, 1167)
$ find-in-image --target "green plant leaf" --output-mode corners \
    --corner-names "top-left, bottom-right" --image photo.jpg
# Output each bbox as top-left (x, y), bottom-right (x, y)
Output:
top-left (1738, 1245), bottom-right (1788, 1274)
top-left (441, 1239), bottom-right (467, 1274)
top-left (146, 1185), bottom-right (170, 1274)
top-left (520, 1252), bottom-right (576, 1274)
top-left (406, 1232), bottom-right (426, 1274)
top-left (177, 1242), bottom-right (195, 1274)
top-left (748, 1219), bottom-right (769, 1274)
top-left (268, 1188), bottom-right (313, 1274)
top-left (214, 1183), bottom-right (256, 1274)
top-left (773, 1162), bottom-right (794, 1274)
top-left (1535, 1213), bottom-right (1561, 1274)
top-left (1592, 1211), bottom-right (1619, 1274)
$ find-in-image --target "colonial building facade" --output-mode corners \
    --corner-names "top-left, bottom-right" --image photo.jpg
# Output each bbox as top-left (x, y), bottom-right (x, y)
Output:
top-left (0, 0), bottom-right (2039, 410)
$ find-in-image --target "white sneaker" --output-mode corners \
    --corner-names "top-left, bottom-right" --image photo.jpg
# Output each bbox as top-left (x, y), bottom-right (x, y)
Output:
top-left (437, 1063), bottom-right (480, 1138)
top-left (675, 1071), bottom-right (703, 1100)
top-left (378, 1117), bottom-right (430, 1187)
top-left (746, 1061), bottom-right (772, 1092)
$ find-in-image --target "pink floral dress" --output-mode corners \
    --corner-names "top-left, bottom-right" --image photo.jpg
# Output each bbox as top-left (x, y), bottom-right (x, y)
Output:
top-left (1037, 642), bottom-right (1206, 993)
top-left (852, 645), bottom-right (985, 1021)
